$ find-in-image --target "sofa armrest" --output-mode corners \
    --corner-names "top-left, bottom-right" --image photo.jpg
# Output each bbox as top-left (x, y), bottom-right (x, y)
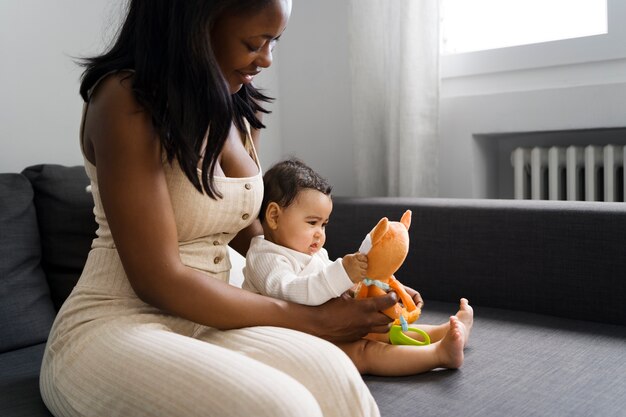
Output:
top-left (22, 165), bottom-right (97, 310)
top-left (325, 197), bottom-right (626, 325)
top-left (0, 174), bottom-right (55, 353)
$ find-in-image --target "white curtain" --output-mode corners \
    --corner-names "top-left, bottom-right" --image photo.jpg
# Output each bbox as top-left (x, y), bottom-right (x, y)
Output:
top-left (348, 0), bottom-right (440, 197)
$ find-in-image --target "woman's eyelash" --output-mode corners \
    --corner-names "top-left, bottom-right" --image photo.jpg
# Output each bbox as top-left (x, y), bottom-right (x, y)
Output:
top-left (246, 37), bottom-right (281, 53)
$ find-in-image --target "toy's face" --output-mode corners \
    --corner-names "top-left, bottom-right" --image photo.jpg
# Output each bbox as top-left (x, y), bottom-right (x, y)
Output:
top-left (367, 221), bottom-right (410, 279)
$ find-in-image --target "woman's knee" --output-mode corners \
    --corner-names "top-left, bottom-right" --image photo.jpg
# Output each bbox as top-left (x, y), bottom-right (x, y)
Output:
top-left (226, 378), bottom-right (323, 417)
top-left (198, 327), bottom-right (378, 416)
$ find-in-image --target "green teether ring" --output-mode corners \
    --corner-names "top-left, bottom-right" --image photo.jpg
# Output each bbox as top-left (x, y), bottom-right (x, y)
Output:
top-left (389, 325), bottom-right (431, 346)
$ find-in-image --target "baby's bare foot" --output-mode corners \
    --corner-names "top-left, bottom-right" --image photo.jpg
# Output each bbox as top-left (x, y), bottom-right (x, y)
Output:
top-left (436, 316), bottom-right (465, 369)
top-left (456, 298), bottom-right (473, 346)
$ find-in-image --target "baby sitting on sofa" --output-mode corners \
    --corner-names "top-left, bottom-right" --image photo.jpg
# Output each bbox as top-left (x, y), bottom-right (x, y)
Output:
top-left (243, 158), bottom-right (473, 376)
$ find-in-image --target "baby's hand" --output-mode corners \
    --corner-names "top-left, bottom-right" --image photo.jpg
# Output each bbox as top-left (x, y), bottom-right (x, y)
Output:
top-left (342, 253), bottom-right (368, 283)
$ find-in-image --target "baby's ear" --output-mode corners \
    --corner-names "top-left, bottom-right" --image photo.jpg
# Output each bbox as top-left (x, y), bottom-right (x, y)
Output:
top-left (265, 202), bottom-right (281, 230)
top-left (370, 217), bottom-right (389, 245)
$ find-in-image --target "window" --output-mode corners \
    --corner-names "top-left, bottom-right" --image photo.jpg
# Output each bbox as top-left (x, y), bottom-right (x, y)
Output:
top-left (441, 0), bottom-right (626, 78)
top-left (441, 0), bottom-right (607, 55)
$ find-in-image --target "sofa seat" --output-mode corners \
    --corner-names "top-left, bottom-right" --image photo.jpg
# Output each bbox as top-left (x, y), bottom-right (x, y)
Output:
top-left (366, 300), bottom-right (626, 417)
top-left (2, 165), bottom-right (625, 417)
top-left (3, 302), bottom-right (625, 417)
top-left (0, 344), bottom-right (51, 416)
top-left (325, 196), bottom-right (626, 417)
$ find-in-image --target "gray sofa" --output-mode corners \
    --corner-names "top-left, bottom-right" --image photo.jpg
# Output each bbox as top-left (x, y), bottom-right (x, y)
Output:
top-left (326, 197), bottom-right (626, 417)
top-left (1, 165), bottom-right (96, 417)
top-left (1, 165), bottom-right (625, 417)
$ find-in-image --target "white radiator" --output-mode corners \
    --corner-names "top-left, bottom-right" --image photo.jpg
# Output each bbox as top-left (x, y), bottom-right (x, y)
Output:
top-left (511, 145), bottom-right (626, 202)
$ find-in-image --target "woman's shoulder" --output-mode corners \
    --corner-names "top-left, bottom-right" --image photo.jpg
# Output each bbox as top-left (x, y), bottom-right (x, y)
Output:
top-left (88, 71), bottom-right (137, 110)
top-left (84, 70), bottom-right (158, 162)
top-left (86, 71), bottom-right (154, 137)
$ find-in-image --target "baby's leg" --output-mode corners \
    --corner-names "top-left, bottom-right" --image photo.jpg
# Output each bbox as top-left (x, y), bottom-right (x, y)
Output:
top-left (337, 316), bottom-right (466, 377)
top-left (412, 298), bottom-right (473, 345)
top-left (456, 298), bottom-right (473, 339)
top-left (363, 332), bottom-right (390, 343)
top-left (408, 323), bottom-right (448, 343)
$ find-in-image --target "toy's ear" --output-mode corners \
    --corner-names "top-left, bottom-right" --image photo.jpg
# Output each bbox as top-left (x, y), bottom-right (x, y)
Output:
top-left (265, 202), bottom-right (281, 230)
top-left (370, 217), bottom-right (389, 245)
top-left (401, 210), bottom-right (412, 230)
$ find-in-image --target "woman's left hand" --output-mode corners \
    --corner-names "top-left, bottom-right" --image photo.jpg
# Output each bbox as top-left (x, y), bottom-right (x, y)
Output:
top-left (403, 285), bottom-right (424, 310)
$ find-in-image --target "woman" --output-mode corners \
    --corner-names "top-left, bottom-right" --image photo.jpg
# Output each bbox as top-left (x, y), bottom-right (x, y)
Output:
top-left (40, 1), bottom-right (421, 416)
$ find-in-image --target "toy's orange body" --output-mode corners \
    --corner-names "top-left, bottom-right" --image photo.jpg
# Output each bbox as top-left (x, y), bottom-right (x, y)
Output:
top-left (355, 210), bottom-right (420, 325)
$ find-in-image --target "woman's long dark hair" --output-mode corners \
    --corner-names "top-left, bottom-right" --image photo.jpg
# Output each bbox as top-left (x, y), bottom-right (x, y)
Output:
top-left (79, 0), bottom-right (273, 198)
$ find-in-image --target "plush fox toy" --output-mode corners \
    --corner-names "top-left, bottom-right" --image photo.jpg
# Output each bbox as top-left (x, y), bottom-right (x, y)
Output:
top-left (355, 210), bottom-right (421, 326)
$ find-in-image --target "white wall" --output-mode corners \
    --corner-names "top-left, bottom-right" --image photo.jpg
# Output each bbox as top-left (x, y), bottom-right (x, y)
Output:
top-left (273, 0), bottom-right (626, 198)
top-left (0, 0), bottom-right (283, 176)
top-left (271, 0), bottom-right (355, 195)
top-left (438, 0), bottom-right (626, 198)
top-left (0, 0), bottom-right (354, 196)
top-left (439, 74), bottom-right (626, 198)
top-left (0, 1), bottom-right (126, 173)
top-left (5, 1), bottom-right (626, 200)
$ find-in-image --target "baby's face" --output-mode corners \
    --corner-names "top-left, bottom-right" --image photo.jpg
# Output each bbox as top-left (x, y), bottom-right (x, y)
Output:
top-left (273, 189), bottom-right (332, 255)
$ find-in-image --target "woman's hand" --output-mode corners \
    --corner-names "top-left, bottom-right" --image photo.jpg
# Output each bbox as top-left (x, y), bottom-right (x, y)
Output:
top-left (403, 285), bottom-right (424, 310)
top-left (309, 291), bottom-right (397, 343)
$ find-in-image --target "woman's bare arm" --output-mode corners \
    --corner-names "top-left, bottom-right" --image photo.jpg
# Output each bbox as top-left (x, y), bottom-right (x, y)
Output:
top-left (229, 219), bottom-right (263, 256)
top-left (85, 75), bottom-right (395, 342)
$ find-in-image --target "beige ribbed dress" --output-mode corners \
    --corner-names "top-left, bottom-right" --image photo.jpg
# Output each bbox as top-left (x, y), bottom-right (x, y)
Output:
top-left (39, 77), bottom-right (380, 417)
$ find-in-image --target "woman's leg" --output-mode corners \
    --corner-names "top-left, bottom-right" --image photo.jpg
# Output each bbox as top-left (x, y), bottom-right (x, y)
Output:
top-left (41, 321), bottom-right (324, 417)
top-left (197, 325), bottom-right (380, 417)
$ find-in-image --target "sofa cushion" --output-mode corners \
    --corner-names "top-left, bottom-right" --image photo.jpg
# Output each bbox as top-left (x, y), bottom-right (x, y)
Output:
top-left (0, 174), bottom-right (56, 353)
top-left (366, 300), bottom-right (626, 417)
top-left (327, 197), bottom-right (626, 326)
top-left (0, 343), bottom-right (52, 417)
top-left (22, 165), bottom-right (97, 310)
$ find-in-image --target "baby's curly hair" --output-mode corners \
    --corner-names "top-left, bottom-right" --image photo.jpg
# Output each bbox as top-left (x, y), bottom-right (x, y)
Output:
top-left (260, 158), bottom-right (332, 223)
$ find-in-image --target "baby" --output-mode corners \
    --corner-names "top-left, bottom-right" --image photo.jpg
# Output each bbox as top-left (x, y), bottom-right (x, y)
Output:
top-left (243, 158), bottom-right (473, 376)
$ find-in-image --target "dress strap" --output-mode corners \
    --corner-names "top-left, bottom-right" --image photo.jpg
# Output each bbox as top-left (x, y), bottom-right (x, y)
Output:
top-left (80, 70), bottom-right (135, 158)
top-left (86, 69), bottom-right (135, 100)
top-left (242, 119), bottom-right (261, 171)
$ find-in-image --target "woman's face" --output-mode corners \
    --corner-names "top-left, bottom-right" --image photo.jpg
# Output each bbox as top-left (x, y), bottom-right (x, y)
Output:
top-left (211, 0), bottom-right (292, 94)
